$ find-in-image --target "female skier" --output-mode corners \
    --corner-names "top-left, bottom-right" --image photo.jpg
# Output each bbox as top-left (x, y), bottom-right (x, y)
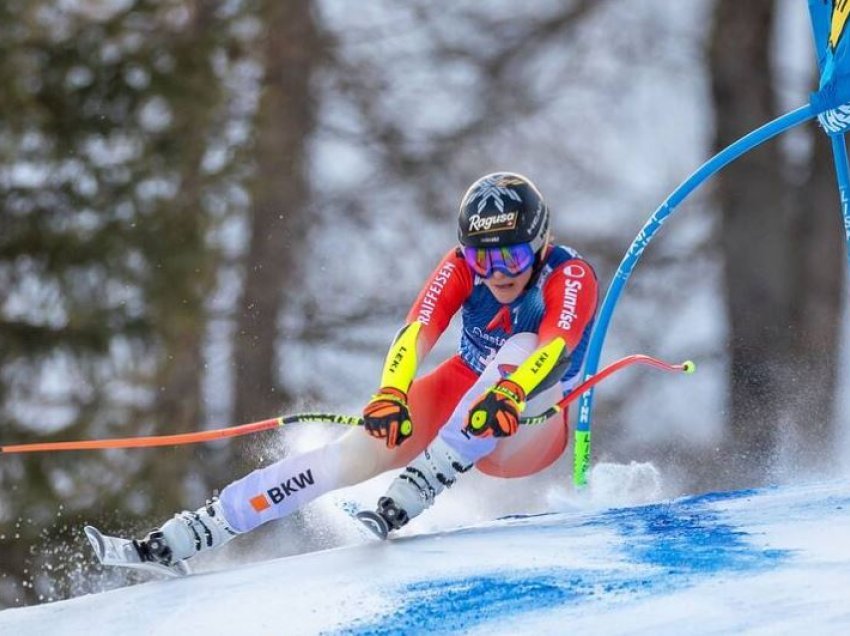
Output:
top-left (133, 171), bottom-right (598, 567)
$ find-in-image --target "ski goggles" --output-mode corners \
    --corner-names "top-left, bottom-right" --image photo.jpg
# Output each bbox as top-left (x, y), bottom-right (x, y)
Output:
top-left (462, 243), bottom-right (536, 278)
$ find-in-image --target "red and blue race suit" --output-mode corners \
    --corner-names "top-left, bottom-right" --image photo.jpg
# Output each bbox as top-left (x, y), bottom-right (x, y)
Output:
top-left (409, 244), bottom-right (597, 385)
top-left (391, 244), bottom-right (598, 477)
top-left (217, 244), bottom-right (599, 532)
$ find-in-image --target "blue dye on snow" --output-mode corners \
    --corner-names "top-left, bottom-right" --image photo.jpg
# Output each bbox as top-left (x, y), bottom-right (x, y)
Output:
top-left (339, 489), bottom-right (790, 635)
top-left (339, 573), bottom-right (582, 636)
top-left (337, 570), bottom-right (599, 636)
top-left (597, 490), bottom-right (788, 578)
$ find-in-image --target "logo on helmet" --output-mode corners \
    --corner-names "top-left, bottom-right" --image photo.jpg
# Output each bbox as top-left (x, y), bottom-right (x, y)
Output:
top-left (467, 211), bottom-right (518, 235)
top-left (469, 176), bottom-right (524, 214)
top-left (525, 201), bottom-right (545, 238)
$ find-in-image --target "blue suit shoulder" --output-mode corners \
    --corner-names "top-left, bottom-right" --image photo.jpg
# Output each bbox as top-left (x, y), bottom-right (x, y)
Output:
top-left (546, 244), bottom-right (594, 269)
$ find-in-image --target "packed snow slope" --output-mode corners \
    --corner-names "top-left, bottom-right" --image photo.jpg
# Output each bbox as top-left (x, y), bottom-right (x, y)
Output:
top-left (2, 478), bottom-right (850, 635)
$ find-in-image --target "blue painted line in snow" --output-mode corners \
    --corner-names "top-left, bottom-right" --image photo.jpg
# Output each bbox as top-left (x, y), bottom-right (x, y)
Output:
top-left (338, 573), bottom-right (582, 636)
top-left (336, 491), bottom-right (790, 636)
top-left (596, 490), bottom-right (788, 577)
top-left (335, 569), bottom-right (629, 636)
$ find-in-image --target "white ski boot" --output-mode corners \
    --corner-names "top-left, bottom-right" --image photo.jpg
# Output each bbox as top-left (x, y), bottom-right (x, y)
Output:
top-left (138, 498), bottom-right (239, 566)
top-left (358, 438), bottom-right (472, 539)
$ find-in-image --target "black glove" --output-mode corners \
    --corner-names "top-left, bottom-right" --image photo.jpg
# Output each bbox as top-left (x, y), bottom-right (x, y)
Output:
top-left (362, 387), bottom-right (413, 449)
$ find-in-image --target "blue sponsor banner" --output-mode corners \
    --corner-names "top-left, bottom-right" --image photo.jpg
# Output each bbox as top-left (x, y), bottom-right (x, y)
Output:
top-left (810, 1), bottom-right (850, 97)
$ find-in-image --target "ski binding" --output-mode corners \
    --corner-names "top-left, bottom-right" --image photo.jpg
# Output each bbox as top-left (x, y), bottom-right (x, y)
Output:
top-left (84, 525), bottom-right (190, 578)
top-left (354, 510), bottom-right (391, 540)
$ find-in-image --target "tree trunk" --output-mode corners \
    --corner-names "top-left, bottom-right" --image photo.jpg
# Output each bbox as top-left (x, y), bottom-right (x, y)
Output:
top-left (784, 128), bottom-right (844, 473)
top-left (234, 1), bottom-right (320, 424)
top-left (141, 0), bottom-right (222, 510)
top-left (709, 0), bottom-right (843, 486)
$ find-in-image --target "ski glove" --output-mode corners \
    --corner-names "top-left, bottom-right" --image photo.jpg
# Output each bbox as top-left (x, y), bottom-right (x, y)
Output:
top-left (464, 379), bottom-right (526, 438)
top-left (363, 387), bottom-right (413, 449)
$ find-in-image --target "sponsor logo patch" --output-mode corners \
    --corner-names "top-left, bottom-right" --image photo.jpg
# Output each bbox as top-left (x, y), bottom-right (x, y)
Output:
top-left (250, 495), bottom-right (271, 512)
top-left (563, 263), bottom-right (586, 278)
top-left (249, 469), bottom-right (315, 512)
top-left (469, 176), bottom-right (524, 214)
top-left (526, 201), bottom-right (544, 237)
top-left (830, 0), bottom-right (850, 50)
top-left (467, 211), bottom-right (518, 235)
top-left (558, 279), bottom-right (583, 330)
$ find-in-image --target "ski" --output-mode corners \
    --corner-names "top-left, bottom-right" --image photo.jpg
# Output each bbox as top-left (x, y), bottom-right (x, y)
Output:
top-left (354, 510), bottom-right (390, 540)
top-left (84, 525), bottom-right (190, 578)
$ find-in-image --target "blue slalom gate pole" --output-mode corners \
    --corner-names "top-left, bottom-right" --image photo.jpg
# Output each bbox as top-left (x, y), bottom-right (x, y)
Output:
top-left (807, 0), bottom-right (850, 266)
top-left (572, 104), bottom-right (817, 488)
top-left (829, 134), bottom-right (850, 269)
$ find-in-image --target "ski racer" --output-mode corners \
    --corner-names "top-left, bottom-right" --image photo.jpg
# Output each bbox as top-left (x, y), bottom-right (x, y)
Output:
top-left (132, 172), bottom-right (599, 565)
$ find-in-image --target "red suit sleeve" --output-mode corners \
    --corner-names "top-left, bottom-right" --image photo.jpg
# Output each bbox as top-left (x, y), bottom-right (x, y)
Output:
top-left (405, 248), bottom-right (473, 359)
top-left (538, 259), bottom-right (598, 351)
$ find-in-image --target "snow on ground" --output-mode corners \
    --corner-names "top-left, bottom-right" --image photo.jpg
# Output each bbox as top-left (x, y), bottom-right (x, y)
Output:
top-left (2, 468), bottom-right (850, 635)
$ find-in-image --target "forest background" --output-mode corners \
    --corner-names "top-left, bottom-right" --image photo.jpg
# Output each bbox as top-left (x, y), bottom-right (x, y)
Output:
top-left (1, 0), bottom-right (846, 608)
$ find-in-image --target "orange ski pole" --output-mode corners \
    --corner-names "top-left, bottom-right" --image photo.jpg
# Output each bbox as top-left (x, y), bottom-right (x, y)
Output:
top-left (0, 356), bottom-right (693, 454)
top-left (0, 413), bottom-right (362, 454)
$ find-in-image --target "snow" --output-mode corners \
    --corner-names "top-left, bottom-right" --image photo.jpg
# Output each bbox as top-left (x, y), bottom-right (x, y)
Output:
top-left (2, 471), bottom-right (850, 635)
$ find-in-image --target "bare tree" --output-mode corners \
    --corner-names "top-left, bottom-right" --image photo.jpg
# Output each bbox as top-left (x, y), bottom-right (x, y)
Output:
top-left (710, 0), bottom-right (843, 486)
top-left (0, 0), bottom-right (242, 606)
top-left (233, 0), bottom-right (323, 424)
top-left (134, 0), bottom-right (227, 512)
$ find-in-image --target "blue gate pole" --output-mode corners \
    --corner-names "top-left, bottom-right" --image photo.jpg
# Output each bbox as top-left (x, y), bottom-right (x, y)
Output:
top-left (829, 134), bottom-right (850, 268)
top-left (572, 104), bottom-right (817, 488)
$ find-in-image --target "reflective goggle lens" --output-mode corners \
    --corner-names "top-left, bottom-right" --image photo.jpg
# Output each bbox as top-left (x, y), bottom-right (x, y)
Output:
top-left (462, 243), bottom-right (535, 278)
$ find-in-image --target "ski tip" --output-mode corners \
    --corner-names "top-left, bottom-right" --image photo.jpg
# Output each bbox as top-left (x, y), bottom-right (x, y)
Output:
top-left (681, 360), bottom-right (696, 374)
top-left (82, 525), bottom-right (190, 577)
top-left (355, 510), bottom-right (390, 540)
top-left (83, 525), bottom-right (106, 561)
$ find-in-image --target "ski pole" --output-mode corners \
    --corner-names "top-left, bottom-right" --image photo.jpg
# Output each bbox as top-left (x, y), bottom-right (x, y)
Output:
top-left (0, 354), bottom-right (693, 454)
top-left (0, 413), bottom-right (363, 454)
top-left (519, 354), bottom-right (695, 426)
